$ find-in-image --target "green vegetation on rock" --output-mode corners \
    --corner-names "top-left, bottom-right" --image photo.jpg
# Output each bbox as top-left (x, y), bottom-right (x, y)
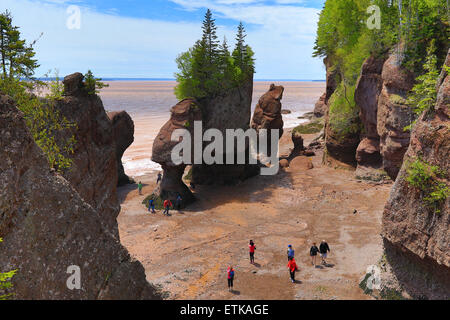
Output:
top-left (406, 158), bottom-right (449, 214)
top-left (0, 10), bottom-right (76, 172)
top-left (314, 0), bottom-right (449, 141)
top-left (405, 42), bottom-right (441, 130)
top-left (293, 119), bottom-right (324, 135)
top-left (83, 69), bottom-right (109, 95)
top-left (174, 9), bottom-right (255, 100)
top-left (328, 83), bottom-right (361, 142)
top-left (0, 238), bottom-right (17, 300)
top-left (142, 194), bottom-right (165, 210)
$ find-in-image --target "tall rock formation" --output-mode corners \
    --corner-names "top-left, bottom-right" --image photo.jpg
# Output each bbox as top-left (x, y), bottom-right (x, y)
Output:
top-left (191, 79), bottom-right (259, 185)
top-left (377, 50), bottom-right (415, 180)
top-left (380, 51), bottom-right (450, 299)
top-left (107, 111), bottom-right (135, 186)
top-left (152, 99), bottom-right (202, 205)
top-left (55, 73), bottom-right (120, 235)
top-left (0, 94), bottom-right (160, 300)
top-left (354, 56), bottom-right (385, 178)
top-left (251, 83), bottom-right (285, 144)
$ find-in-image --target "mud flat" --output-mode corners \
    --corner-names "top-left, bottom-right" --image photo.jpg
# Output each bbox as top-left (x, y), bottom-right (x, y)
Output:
top-left (117, 132), bottom-right (392, 300)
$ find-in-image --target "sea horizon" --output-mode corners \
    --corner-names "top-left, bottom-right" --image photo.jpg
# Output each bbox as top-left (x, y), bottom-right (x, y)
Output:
top-left (37, 77), bottom-right (326, 82)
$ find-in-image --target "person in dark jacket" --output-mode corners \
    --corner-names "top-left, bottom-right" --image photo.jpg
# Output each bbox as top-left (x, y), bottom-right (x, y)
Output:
top-left (319, 240), bottom-right (330, 265)
top-left (310, 242), bottom-right (319, 267)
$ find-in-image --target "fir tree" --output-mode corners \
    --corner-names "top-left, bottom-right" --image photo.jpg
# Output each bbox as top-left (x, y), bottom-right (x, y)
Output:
top-left (201, 9), bottom-right (220, 65)
top-left (0, 10), bottom-right (39, 80)
top-left (232, 22), bottom-right (247, 69)
top-left (174, 10), bottom-right (255, 100)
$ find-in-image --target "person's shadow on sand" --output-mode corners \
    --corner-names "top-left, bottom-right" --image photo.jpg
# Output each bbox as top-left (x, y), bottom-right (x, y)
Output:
top-left (325, 263), bottom-right (335, 268)
top-left (230, 290), bottom-right (240, 295)
top-left (253, 262), bottom-right (261, 268)
top-left (293, 280), bottom-right (302, 284)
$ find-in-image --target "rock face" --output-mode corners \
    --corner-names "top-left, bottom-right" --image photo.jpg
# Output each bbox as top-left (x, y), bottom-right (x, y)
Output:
top-left (314, 93), bottom-right (327, 117)
top-left (314, 57), bottom-right (339, 118)
top-left (55, 73), bottom-right (120, 235)
top-left (381, 52), bottom-right (450, 299)
top-left (324, 113), bottom-right (361, 166)
top-left (0, 95), bottom-right (160, 300)
top-left (354, 56), bottom-right (385, 169)
top-left (251, 83), bottom-right (285, 153)
top-left (107, 111), bottom-right (135, 186)
top-left (192, 79), bottom-right (259, 185)
top-left (377, 50), bottom-right (415, 180)
top-left (152, 99), bottom-right (202, 205)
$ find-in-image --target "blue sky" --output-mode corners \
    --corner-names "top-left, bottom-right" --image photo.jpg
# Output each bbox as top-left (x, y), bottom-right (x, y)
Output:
top-left (0, 0), bottom-right (326, 80)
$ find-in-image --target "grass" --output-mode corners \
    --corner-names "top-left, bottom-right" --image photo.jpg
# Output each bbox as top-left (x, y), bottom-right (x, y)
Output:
top-left (142, 194), bottom-right (165, 210)
top-left (292, 119), bottom-right (324, 135)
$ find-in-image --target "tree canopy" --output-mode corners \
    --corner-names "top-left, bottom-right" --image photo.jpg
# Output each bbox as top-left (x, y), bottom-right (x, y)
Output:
top-left (174, 9), bottom-right (255, 100)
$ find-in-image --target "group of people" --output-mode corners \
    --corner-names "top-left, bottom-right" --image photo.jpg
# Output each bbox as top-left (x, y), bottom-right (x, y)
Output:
top-left (226, 240), bottom-right (332, 290)
top-left (138, 173), bottom-right (183, 216)
top-left (147, 195), bottom-right (183, 216)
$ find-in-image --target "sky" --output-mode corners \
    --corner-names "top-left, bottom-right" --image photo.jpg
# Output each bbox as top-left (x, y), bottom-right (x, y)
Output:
top-left (0, 0), bottom-right (327, 80)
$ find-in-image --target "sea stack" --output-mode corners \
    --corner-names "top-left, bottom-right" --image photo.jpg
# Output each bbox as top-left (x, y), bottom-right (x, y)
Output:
top-left (151, 99), bottom-right (202, 206)
top-left (191, 78), bottom-right (260, 185)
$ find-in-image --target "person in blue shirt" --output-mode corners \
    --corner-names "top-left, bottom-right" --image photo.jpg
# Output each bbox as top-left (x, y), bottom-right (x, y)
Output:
top-left (148, 198), bottom-right (156, 213)
top-left (287, 245), bottom-right (295, 261)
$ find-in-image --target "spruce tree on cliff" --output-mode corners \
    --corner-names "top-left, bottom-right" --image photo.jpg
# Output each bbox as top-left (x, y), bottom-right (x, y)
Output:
top-left (175, 9), bottom-right (255, 100)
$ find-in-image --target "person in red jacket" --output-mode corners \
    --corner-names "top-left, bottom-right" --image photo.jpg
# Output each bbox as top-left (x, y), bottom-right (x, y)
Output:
top-left (249, 240), bottom-right (256, 264)
top-left (163, 199), bottom-right (172, 216)
top-left (287, 257), bottom-right (298, 283)
top-left (227, 266), bottom-right (235, 291)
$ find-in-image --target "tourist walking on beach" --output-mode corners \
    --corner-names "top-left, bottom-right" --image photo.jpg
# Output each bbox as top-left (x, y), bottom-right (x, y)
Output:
top-left (249, 240), bottom-right (256, 264)
top-left (157, 172), bottom-right (162, 184)
top-left (310, 242), bottom-right (319, 267)
top-left (138, 181), bottom-right (143, 195)
top-left (319, 240), bottom-right (331, 265)
top-left (175, 194), bottom-right (182, 211)
top-left (163, 199), bottom-right (172, 216)
top-left (287, 245), bottom-right (295, 261)
top-left (148, 198), bottom-right (156, 213)
top-left (287, 257), bottom-right (298, 283)
top-left (227, 266), bottom-right (235, 291)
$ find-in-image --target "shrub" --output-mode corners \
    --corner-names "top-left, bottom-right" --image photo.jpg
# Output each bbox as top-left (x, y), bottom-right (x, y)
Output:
top-left (83, 70), bottom-right (108, 95)
top-left (0, 238), bottom-right (18, 300)
top-left (406, 158), bottom-right (449, 214)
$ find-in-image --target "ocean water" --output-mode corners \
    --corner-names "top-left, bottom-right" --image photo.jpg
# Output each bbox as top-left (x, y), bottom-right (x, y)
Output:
top-left (99, 81), bottom-right (325, 177)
